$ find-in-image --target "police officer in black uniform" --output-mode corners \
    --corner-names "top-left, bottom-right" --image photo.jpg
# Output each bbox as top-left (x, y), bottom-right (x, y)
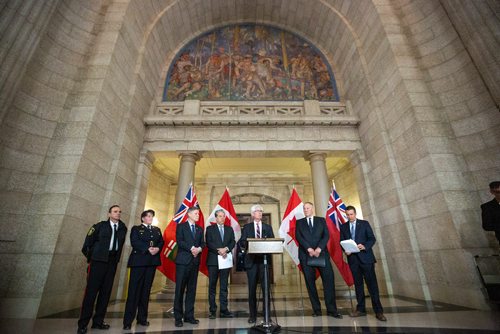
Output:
top-left (123, 209), bottom-right (164, 330)
top-left (78, 205), bottom-right (128, 334)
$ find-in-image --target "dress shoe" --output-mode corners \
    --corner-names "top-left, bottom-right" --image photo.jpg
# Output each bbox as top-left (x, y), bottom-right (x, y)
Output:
top-left (248, 317), bottom-right (256, 324)
top-left (91, 322), bottom-right (110, 330)
top-left (376, 313), bottom-right (387, 321)
top-left (220, 310), bottom-right (234, 318)
top-left (349, 310), bottom-right (367, 317)
top-left (312, 312), bottom-right (322, 317)
top-left (77, 327), bottom-right (87, 334)
top-left (175, 320), bottom-right (183, 327)
top-left (123, 325), bottom-right (131, 330)
top-left (185, 318), bottom-right (199, 324)
top-left (209, 312), bottom-right (216, 319)
top-left (327, 311), bottom-right (343, 319)
top-left (137, 321), bottom-right (150, 326)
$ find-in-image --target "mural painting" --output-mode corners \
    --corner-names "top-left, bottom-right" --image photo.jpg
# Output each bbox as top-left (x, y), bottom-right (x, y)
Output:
top-left (163, 24), bottom-right (339, 101)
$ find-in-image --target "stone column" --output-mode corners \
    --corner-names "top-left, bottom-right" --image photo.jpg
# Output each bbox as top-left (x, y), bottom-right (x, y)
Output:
top-left (174, 151), bottom-right (200, 210)
top-left (306, 152), bottom-right (330, 217)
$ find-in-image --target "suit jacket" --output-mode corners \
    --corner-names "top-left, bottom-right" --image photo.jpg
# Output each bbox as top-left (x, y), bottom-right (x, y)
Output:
top-left (175, 221), bottom-right (205, 265)
top-left (82, 220), bottom-right (128, 263)
top-left (205, 224), bottom-right (236, 266)
top-left (127, 224), bottom-right (164, 267)
top-left (295, 216), bottom-right (331, 264)
top-left (239, 222), bottom-right (274, 269)
top-left (481, 199), bottom-right (500, 242)
top-left (340, 219), bottom-right (376, 264)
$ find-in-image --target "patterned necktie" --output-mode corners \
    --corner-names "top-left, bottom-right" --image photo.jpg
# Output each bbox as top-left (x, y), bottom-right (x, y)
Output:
top-left (256, 223), bottom-right (261, 238)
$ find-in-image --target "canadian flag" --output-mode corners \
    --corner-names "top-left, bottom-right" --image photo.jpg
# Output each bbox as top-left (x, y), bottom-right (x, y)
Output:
top-left (279, 188), bottom-right (305, 269)
top-left (205, 188), bottom-right (241, 242)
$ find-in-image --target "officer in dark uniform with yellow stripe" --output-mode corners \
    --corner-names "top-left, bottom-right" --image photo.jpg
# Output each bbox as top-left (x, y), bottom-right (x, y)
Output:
top-left (123, 210), bottom-right (164, 330)
top-left (78, 205), bottom-right (128, 334)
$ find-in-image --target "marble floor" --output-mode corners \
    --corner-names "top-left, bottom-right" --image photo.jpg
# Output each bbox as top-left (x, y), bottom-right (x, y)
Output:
top-left (1, 284), bottom-right (499, 334)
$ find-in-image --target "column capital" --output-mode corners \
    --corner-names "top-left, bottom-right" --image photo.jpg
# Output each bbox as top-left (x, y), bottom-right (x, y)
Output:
top-left (305, 151), bottom-right (328, 163)
top-left (177, 151), bottom-right (201, 162)
top-left (139, 150), bottom-right (156, 169)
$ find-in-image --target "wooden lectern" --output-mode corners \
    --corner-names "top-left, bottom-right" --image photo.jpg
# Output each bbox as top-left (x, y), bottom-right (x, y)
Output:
top-left (247, 238), bottom-right (284, 333)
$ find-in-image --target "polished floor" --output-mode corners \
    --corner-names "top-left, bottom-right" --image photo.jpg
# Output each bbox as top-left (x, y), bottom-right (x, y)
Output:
top-left (1, 284), bottom-right (499, 334)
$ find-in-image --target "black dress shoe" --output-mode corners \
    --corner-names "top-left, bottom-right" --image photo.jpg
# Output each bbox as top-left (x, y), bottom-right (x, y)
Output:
top-left (312, 311), bottom-right (322, 317)
top-left (123, 325), bottom-right (131, 330)
top-left (137, 321), bottom-right (150, 326)
top-left (175, 320), bottom-right (183, 327)
top-left (91, 322), bottom-right (110, 330)
top-left (328, 312), bottom-right (343, 319)
top-left (185, 318), bottom-right (199, 324)
top-left (220, 311), bottom-right (234, 318)
top-left (77, 327), bottom-right (87, 334)
top-left (248, 317), bottom-right (256, 324)
top-left (209, 312), bottom-right (216, 319)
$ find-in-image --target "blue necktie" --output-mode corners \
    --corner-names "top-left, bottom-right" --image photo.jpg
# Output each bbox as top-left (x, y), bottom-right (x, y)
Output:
top-left (219, 225), bottom-right (224, 240)
top-left (350, 223), bottom-right (355, 241)
top-left (191, 224), bottom-right (196, 237)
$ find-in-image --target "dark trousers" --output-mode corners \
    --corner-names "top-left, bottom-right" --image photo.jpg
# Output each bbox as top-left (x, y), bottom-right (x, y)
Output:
top-left (78, 254), bottom-right (118, 329)
top-left (123, 266), bottom-right (157, 326)
top-left (302, 259), bottom-right (338, 313)
top-left (208, 265), bottom-right (230, 313)
top-left (246, 263), bottom-right (270, 318)
top-left (174, 262), bottom-right (199, 321)
top-left (349, 257), bottom-right (383, 313)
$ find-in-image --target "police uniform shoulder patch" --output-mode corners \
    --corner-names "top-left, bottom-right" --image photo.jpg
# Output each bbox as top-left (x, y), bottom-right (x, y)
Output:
top-left (87, 226), bottom-right (95, 236)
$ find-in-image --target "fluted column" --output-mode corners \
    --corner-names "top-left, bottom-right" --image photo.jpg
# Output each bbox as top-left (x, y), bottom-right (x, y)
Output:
top-left (174, 152), bottom-right (200, 209)
top-left (306, 152), bottom-right (330, 217)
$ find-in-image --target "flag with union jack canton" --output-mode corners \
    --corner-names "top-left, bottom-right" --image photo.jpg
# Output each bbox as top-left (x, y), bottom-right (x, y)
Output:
top-left (158, 184), bottom-right (205, 282)
top-left (325, 188), bottom-right (354, 286)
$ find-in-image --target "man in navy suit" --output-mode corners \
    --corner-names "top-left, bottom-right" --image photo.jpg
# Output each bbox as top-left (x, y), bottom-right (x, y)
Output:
top-left (173, 206), bottom-right (205, 327)
top-left (481, 181), bottom-right (500, 245)
top-left (239, 204), bottom-right (275, 324)
top-left (295, 202), bottom-right (342, 318)
top-left (340, 205), bottom-right (386, 321)
top-left (206, 209), bottom-right (236, 319)
top-left (123, 210), bottom-right (164, 329)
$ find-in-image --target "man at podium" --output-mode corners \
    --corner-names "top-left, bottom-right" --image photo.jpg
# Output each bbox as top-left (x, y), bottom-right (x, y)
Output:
top-left (239, 204), bottom-right (275, 324)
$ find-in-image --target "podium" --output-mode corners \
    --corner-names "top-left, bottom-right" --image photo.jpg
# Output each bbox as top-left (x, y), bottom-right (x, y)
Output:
top-left (247, 238), bottom-right (283, 333)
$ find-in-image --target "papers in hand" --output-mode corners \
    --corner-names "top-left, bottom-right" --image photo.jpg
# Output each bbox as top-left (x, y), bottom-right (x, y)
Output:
top-left (340, 239), bottom-right (360, 253)
top-left (218, 252), bottom-right (233, 269)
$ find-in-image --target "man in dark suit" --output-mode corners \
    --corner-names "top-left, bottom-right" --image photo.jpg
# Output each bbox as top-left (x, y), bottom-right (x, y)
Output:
top-left (206, 209), bottom-right (236, 319)
top-left (78, 205), bottom-right (128, 334)
top-left (123, 210), bottom-right (164, 329)
top-left (295, 202), bottom-right (342, 318)
top-left (481, 181), bottom-right (500, 245)
top-left (173, 206), bottom-right (205, 327)
top-left (340, 205), bottom-right (386, 321)
top-left (239, 204), bottom-right (275, 324)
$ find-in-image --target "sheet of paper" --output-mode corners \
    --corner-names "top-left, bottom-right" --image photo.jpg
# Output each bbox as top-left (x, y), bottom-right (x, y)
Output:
top-left (218, 252), bottom-right (233, 269)
top-left (340, 239), bottom-right (360, 253)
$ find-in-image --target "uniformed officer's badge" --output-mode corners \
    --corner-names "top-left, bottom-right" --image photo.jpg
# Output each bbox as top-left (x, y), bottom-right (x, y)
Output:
top-left (87, 227), bottom-right (95, 236)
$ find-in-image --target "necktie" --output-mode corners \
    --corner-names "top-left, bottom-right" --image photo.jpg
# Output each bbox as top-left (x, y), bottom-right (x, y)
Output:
top-left (191, 224), bottom-right (196, 237)
top-left (219, 225), bottom-right (224, 240)
top-left (350, 223), bottom-right (355, 241)
top-left (308, 217), bottom-right (313, 231)
top-left (113, 224), bottom-right (118, 251)
top-left (256, 223), bottom-right (261, 238)
top-left (148, 225), bottom-right (151, 230)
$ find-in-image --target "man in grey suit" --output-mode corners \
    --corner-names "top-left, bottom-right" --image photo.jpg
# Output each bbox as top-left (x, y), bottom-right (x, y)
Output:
top-left (206, 209), bottom-right (236, 319)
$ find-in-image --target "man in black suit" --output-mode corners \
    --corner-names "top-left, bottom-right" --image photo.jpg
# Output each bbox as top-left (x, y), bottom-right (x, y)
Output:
top-left (340, 205), bottom-right (386, 321)
top-left (123, 210), bottom-right (164, 329)
top-left (239, 204), bottom-right (275, 324)
top-left (481, 181), bottom-right (500, 245)
top-left (206, 209), bottom-right (236, 319)
top-left (78, 205), bottom-right (128, 334)
top-left (173, 206), bottom-right (205, 327)
top-left (295, 202), bottom-right (342, 318)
